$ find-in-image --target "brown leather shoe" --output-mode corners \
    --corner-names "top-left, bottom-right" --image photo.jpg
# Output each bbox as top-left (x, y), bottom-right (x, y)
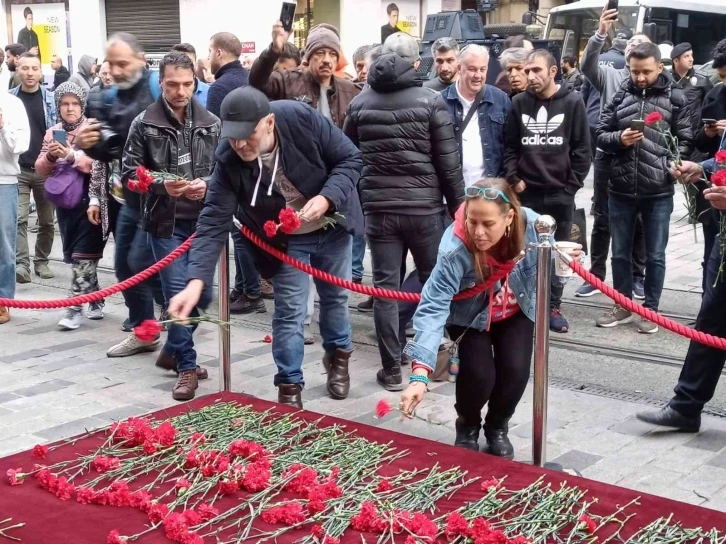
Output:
top-left (323, 348), bottom-right (352, 400)
top-left (260, 279), bottom-right (275, 300)
top-left (156, 352), bottom-right (208, 381)
top-left (278, 383), bottom-right (303, 409)
top-left (0, 307), bottom-right (9, 325)
top-left (172, 370), bottom-right (198, 401)
top-left (155, 350), bottom-right (176, 371)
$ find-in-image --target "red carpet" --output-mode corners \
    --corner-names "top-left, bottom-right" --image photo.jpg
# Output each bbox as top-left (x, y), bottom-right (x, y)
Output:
top-left (1, 392), bottom-right (724, 542)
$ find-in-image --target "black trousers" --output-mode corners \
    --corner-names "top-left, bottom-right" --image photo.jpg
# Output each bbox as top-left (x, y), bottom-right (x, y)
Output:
top-left (590, 151), bottom-right (646, 280)
top-left (448, 311), bottom-right (535, 428)
top-left (367, 212), bottom-right (444, 370)
top-left (670, 233), bottom-right (726, 418)
top-left (518, 189), bottom-right (574, 309)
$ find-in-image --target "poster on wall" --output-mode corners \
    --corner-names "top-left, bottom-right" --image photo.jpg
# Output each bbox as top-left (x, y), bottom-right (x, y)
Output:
top-left (380, 0), bottom-right (421, 42)
top-left (10, 3), bottom-right (68, 74)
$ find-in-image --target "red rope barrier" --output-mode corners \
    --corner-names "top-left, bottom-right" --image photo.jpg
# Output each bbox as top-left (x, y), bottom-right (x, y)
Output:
top-left (567, 257), bottom-right (726, 351)
top-left (0, 234), bottom-right (196, 309)
top-left (238, 224), bottom-right (504, 302)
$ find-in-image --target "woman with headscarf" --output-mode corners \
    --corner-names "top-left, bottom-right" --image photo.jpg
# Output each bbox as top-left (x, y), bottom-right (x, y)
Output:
top-left (36, 81), bottom-right (105, 331)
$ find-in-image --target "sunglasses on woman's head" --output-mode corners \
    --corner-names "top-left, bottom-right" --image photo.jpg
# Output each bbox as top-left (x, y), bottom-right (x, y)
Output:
top-left (465, 187), bottom-right (511, 203)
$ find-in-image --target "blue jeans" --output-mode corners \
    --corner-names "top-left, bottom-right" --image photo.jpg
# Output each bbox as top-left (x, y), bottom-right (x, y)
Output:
top-left (609, 194), bottom-right (673, 311)
top-left (352, 235), bottom-right (366, 281)
top-left (232, 228), bottom-right (261, 297)
top-left (150, 220), bottom-right (210, 372)
top-left (115, 205), bottom-right (164, 327)
top-left (272, 227), bottom-right (352, 386)
top-left (0, 184), bottom-right (18, 299)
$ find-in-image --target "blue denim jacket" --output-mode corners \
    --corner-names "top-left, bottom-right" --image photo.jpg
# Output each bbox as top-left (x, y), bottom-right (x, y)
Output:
top-left (442, 83), bottom-right (511, 178)
top-left (701, 132), bottom-right (726, 174)
top-left (403, 208), bottom-right (542, 370)
top-left (9, 85), bottom-right (57, 129)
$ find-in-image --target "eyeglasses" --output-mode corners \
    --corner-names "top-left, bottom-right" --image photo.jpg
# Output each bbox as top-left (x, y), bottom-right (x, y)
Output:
top-left (465, 187), bottom-right (511, 203)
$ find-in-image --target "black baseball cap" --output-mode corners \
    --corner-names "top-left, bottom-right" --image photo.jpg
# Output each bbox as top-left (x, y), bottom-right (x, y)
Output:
top-left (220, 87), bottom-right (270, 140)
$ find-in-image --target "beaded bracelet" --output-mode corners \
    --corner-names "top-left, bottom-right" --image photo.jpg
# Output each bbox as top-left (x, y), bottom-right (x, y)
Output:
top-left (409, 374), bottom-right (429, 386)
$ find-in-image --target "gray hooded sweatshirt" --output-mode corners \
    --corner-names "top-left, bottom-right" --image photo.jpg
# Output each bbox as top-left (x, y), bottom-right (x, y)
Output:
top-left (68, 55), bottom-right (95, 93)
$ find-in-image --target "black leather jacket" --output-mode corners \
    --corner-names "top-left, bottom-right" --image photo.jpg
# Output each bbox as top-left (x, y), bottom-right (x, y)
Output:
top-left (674, 69), bottom-right (714, 144)
top-left (122, 98), bottom-right (221, 238)
top-left (597, 73), bottom-right (693, 199)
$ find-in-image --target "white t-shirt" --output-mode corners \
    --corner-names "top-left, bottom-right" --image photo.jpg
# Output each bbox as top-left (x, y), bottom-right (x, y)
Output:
top-left (456, 82), bottom-right (485, 189)
top-left (0, 92), bottom-right (30, 184)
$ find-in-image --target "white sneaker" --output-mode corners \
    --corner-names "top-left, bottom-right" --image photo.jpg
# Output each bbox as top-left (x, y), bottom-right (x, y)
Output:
top-left (106, 333), bottom-right (161, 358)
top-left (87, 302), bottom-right (105, 320)
top-left (58, 310), bottom-right (81, 331)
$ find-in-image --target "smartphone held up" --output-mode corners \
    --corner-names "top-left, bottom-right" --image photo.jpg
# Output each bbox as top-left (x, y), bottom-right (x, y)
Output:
top-left (280, 1), bottom-right (297, 33)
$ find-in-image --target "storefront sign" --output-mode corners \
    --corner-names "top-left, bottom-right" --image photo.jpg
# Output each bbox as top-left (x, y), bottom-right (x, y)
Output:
top-left (10, 3), bottom-right (68, 75)
top-left (240, 41), bottom-right (256, 53)
top-left (381, 0), bottom-right (421, 38)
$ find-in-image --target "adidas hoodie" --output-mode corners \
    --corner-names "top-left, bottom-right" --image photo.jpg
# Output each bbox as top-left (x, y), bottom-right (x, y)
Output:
top-left (503, 84), bottom-right (591, 194)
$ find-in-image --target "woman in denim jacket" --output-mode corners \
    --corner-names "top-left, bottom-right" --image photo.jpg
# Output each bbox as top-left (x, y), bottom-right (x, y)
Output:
top-left (402, 178), bottom-right (580, 458)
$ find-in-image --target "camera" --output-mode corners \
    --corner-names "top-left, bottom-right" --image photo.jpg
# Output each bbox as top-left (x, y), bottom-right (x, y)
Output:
top-left (98, 125), bottom-right (124, 155)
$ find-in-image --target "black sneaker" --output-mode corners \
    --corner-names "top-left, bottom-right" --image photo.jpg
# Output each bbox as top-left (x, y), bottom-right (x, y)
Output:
top-left (357, 297), bottom-right (374, 313)
top-left (376, 368), bottom-right (403, 391)
top-left (230, 294), bottom-right (266, 314)
top-left (121, 318), bottom-right (133, 332)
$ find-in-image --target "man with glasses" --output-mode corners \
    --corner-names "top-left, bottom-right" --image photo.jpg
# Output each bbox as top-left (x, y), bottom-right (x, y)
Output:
top-left (343, 31), bottom-right (464, 392)
top-left (576, 5), bottom-right (649, 300)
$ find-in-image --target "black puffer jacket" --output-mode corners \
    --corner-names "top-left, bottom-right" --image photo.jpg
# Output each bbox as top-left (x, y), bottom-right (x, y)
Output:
top-left (343, 54), bottom-right (464, 216)
top-left (597, 73), bottom-right (693, 199)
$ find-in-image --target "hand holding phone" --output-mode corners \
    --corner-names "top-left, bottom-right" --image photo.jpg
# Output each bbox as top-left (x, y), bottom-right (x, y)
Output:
top-left (703, 118), bottom-right (718, 126)
top-left (630, 119), bottom-right (645, 132)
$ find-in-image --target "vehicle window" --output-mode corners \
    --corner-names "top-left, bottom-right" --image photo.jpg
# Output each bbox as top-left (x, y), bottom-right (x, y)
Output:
top-left (547, 8), bottom-right (639, 59)
top-left (647, 8), bottom-right (726, 64)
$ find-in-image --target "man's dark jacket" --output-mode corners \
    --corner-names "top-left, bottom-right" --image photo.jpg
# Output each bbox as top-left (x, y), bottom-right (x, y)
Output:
top-left (53, 66), bottom-right (70, 90)
top-left (206, 60), bottom-right (249, 117)
top-left (86, 69), bottom-right (159, 209)
top-left (597, 73), bottom-right (693, 199)
top-left (674, 68), bottom-right (713, 139)
top-left (122, 98), bottom-right (221, 238)
top-left (250, 45), bottom-right (360, 129)
top-left (187, 100), bottom-right (363, 284)
top-left (342, 54), bottom-right (464, 216)
top-left (696, 84), bottom-right (726, 156)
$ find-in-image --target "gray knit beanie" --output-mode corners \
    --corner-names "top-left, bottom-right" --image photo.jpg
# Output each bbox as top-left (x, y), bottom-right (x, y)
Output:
top-left (304, 26), bottom-right (341, 61)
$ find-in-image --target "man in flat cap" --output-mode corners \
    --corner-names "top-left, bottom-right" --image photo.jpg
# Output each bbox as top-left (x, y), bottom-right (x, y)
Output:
top-left (168, 87), bottom-right (364, 409)
top-left (249, 21), bottom-right (360, 129)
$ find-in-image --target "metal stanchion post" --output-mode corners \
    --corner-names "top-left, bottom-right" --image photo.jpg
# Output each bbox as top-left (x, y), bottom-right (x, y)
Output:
top-left (532, 216), bottom-right (557, 470)
top-left (218, 240), bottom-right (231, 392)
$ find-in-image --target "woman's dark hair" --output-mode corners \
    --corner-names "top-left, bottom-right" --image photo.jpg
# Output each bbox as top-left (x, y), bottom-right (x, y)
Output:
top-left (159, 51), bottom-right (195, 79)
top-left (713, 38), bottom-right (726, 70)
top-left (463, 178), bottom-right (525, 281)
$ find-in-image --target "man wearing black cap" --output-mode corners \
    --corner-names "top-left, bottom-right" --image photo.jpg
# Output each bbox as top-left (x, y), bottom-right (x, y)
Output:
top-left (168, 87), bottom-right (364, 409)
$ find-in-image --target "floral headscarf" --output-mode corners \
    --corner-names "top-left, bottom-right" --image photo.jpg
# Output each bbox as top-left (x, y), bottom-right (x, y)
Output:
top-left (54, 81), bottom-right (87, 132)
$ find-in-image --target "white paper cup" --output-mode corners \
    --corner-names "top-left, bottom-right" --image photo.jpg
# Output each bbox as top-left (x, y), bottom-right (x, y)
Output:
top-left (553, 242), bottom-right (579, 277)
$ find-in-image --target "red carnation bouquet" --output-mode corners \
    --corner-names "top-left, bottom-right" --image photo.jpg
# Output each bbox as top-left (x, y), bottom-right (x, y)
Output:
top-left (133, 312), bottom-right (230, 343)
top-left (645, 112), bottom-right (701, 240)
top-left (263, 208), bottom-right (343, 238)
top-left (128, 166), bottom-right (188, 194)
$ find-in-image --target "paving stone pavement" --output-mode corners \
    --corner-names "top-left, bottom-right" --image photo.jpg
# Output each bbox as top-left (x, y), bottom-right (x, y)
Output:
top-left (3, 282), bottom-right (726, 515)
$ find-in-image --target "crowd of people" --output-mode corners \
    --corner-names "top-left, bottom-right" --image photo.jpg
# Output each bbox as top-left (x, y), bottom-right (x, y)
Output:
top-left (0, 2), bottom-right (726, 456)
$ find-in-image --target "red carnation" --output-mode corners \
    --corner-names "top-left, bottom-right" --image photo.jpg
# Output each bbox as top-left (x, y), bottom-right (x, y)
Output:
top-left (263, 334), bottom-right (272, 343)
top-left (715, 150), bottom-right (726, 165)
top-left (154, 421), bottom-right (178, 447)
top-left (148, 503), bottom-right (170, 524)
top-left (445, 512), bottom-right (471, 539)
top-left (579, 514), bottom-right (597, 534)
top-left (127, 179), bottom-right (140, 192)
top-left (262, 502), bottom-right (308, 526)
top-left (54, 476), bottom-right (75, 500)
top-left (107, 530), bottom-right (127, 544)
top-left (32, 444), bottom-right (49, 460)
top-left (712, 169), bottom-right (726, 187)
top-left (307, 499), bottom-right (327, 515)
top-left (143, 440), bottom-right (158, 455)
top-left (6, 468), bottom-right (24, 486)
top-left (76, 487), bottom-right (95, 504)
top-left (198, 503), bottom-right (219, 522)
top-left (219, 479), bottom-right (239, 495)
top-left (134, 320), bottom-right (162, 343)
top-left (190, 432), bottom-right (206, 444)
top-left (645, 112), bottom-right (663, 126)
top-left (263, 220), bottom-right (279, 238)
top-left (480, 477), bottom-right (500, 491)
top-left (241, 462), bottom-right (271, 492)
top-left (183, 509), bottom-right (201, 526)
top-left (163, 513), bottom-right (188, 541)
top-left (375, 399), bottom-right (392, 419)
top-left (278, 208), bottom-right (302, 234)
top-left (175, 478), bottom-right (192, 493)
top-left (375, 479), bottom-right (393, 493)
top-left (181, 533), bottom-right (204, 544)
top-left (93, 455), bottom-right (121, 473)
